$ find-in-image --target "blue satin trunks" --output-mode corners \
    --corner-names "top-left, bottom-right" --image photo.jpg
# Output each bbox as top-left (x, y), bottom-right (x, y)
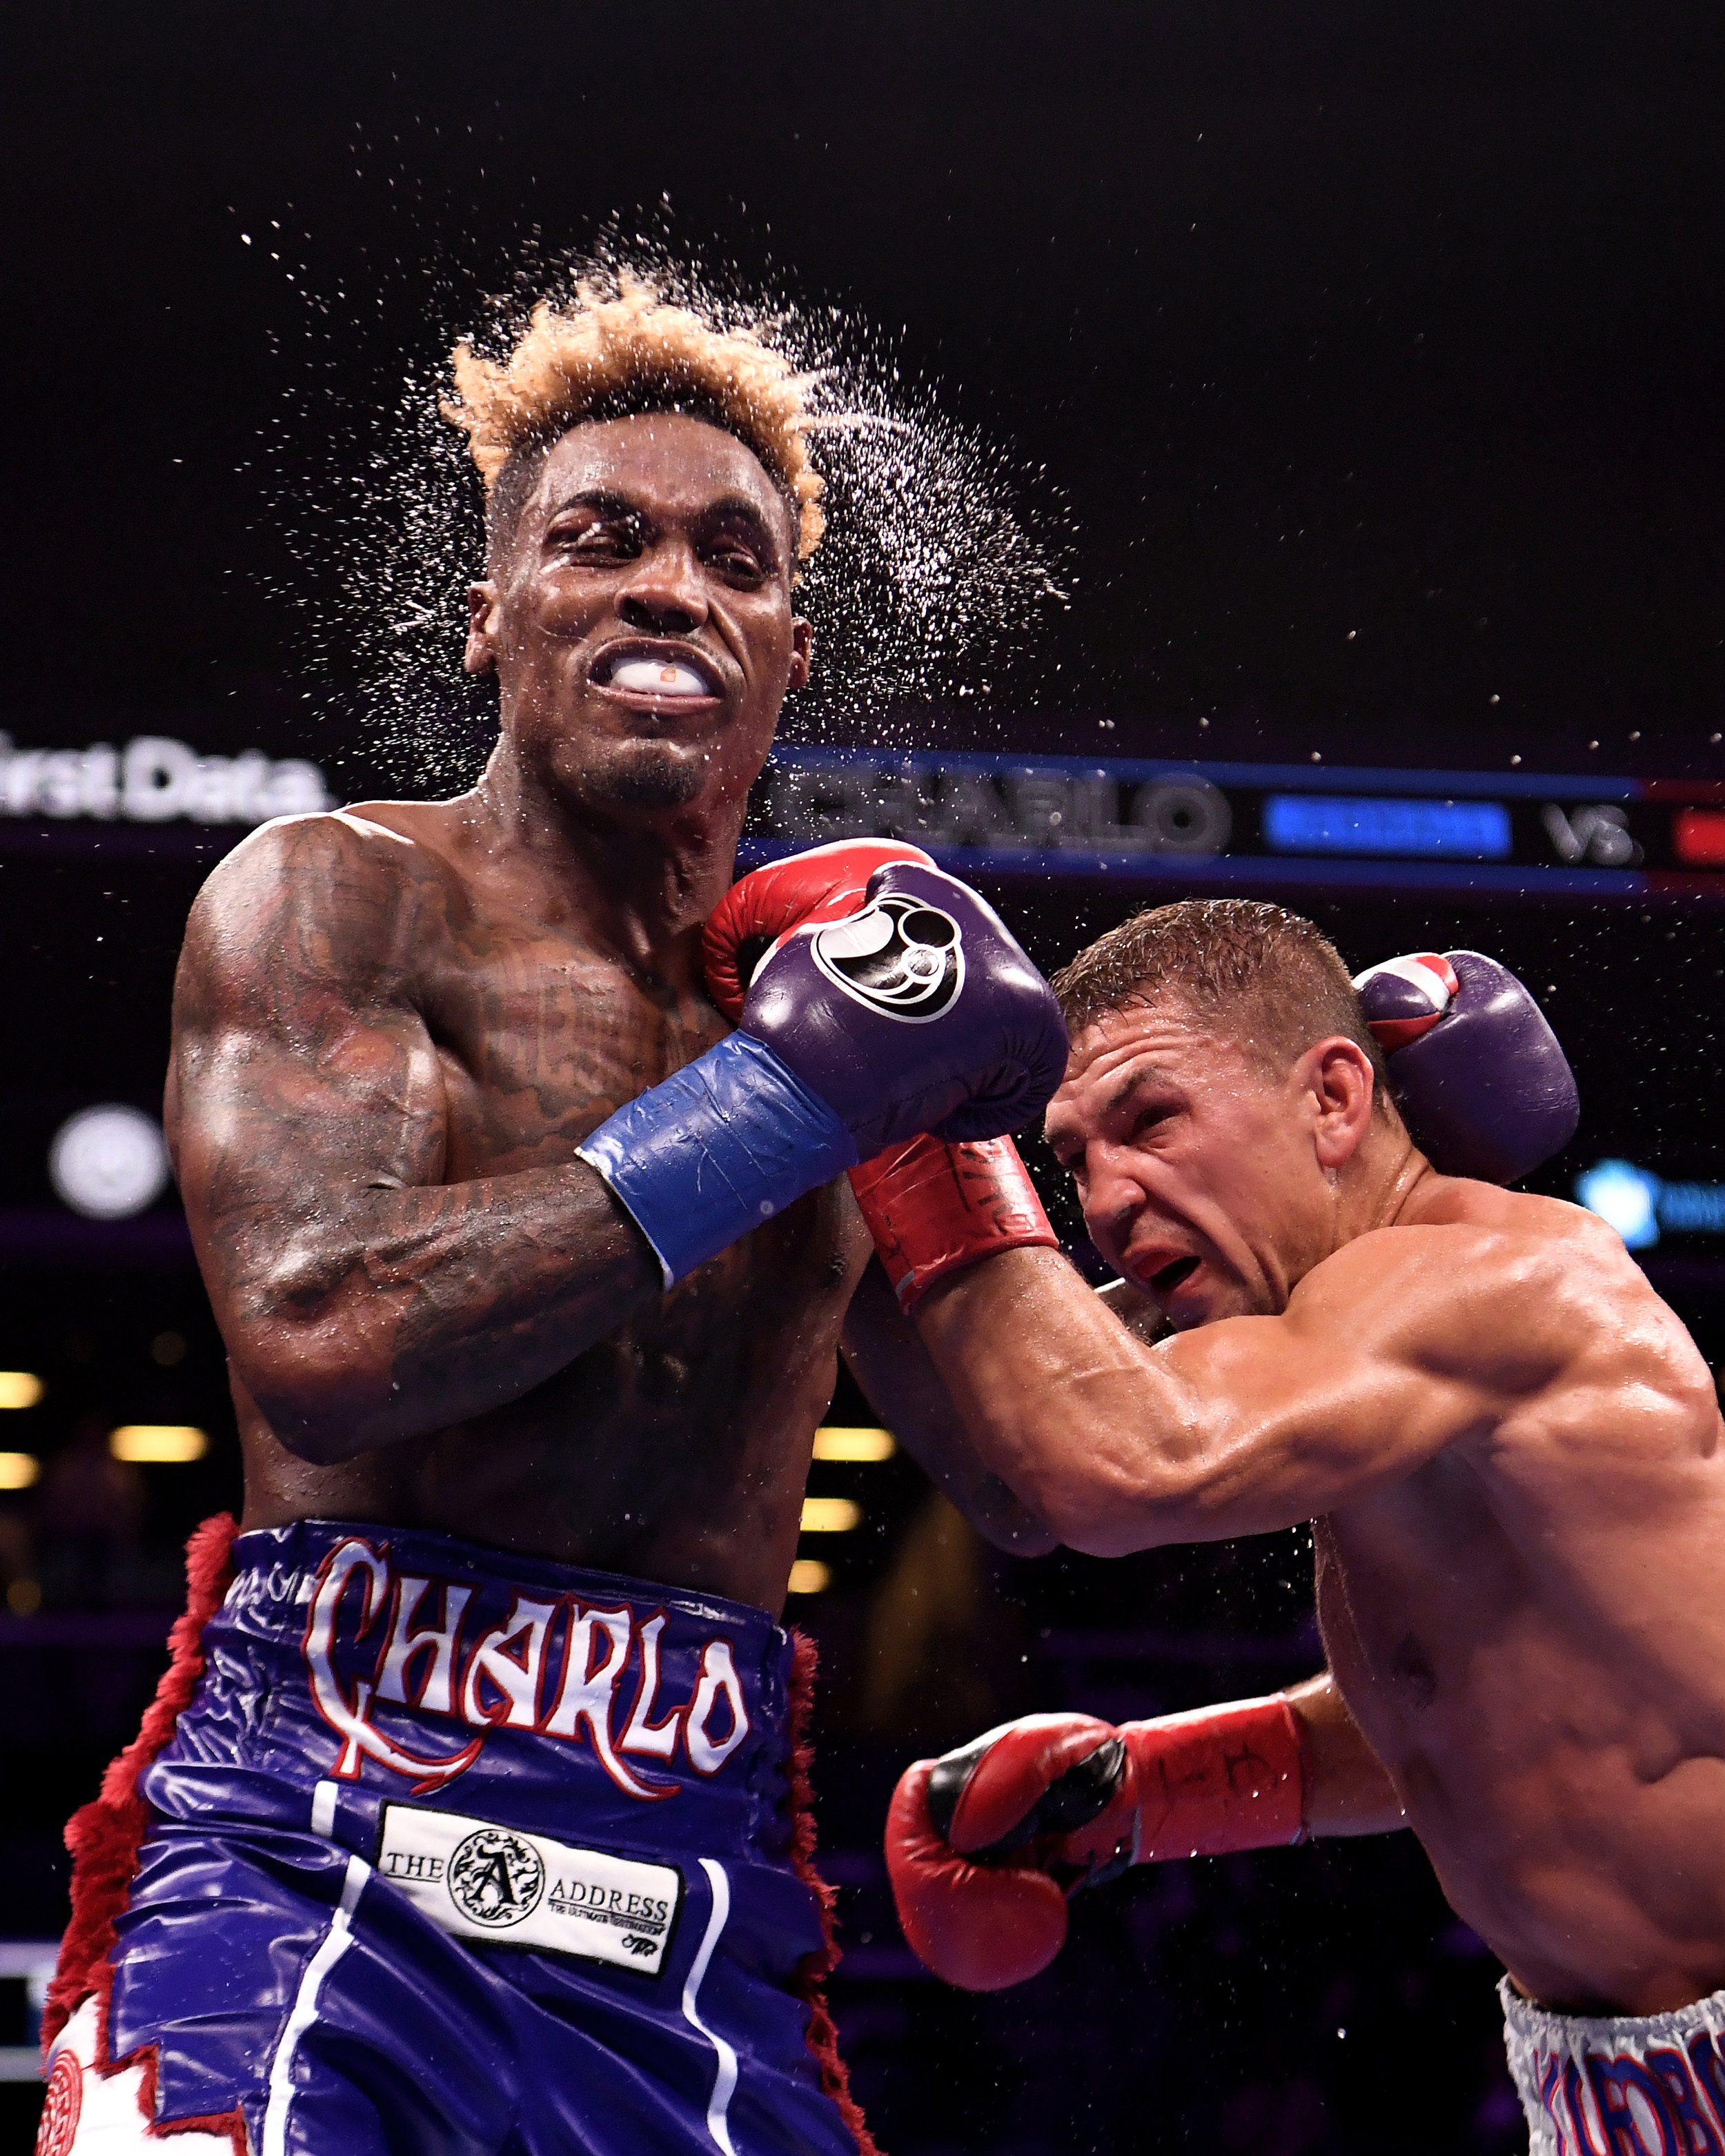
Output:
top-left (83, 1519), bottom-right (866, 2156)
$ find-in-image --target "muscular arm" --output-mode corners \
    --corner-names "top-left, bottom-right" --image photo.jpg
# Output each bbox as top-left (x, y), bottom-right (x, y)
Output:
top-left (840, 1253), bottom-right (1058, 1556)
top-left (910, 1221), bottom-right (1608, 1555)
top-left (166, 815), bottom-right (660, 1463)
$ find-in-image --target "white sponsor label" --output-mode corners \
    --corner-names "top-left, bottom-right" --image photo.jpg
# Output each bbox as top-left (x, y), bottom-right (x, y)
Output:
top-left (375, 1803), bottom-right (682, 1977)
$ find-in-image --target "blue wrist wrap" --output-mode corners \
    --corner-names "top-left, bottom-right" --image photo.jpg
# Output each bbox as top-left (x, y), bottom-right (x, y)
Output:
top-left (574, 1031), bottom-right (860, 1289)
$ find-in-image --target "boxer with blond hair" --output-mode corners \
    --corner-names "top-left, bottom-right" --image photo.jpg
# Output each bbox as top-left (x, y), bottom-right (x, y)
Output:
top-left (37, 280), bottom-right (1069, 2156)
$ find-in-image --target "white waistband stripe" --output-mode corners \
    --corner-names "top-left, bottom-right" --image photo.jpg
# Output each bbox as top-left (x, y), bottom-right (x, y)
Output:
top-left (681, 1857), bottom-right (739, 2156)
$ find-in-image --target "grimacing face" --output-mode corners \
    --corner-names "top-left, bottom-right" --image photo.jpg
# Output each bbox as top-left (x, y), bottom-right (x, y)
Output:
top-left (1043, 998), bottom-right (1370, 1329)
top-left (464, 412), bottom-right (811, 824)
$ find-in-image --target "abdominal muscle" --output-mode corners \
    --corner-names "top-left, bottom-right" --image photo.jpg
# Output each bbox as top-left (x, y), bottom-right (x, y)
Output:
top-left (1315, 1494), bottom-right (1725, 2016)
top-left (239, 1183), bottom-right (865, 1616)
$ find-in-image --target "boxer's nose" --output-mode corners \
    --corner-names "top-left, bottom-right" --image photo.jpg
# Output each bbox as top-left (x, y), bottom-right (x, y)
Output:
top-left (616, 540), bottom-right (709, 635)
top-left (1080, 1140), bottom-right (1147, 1254)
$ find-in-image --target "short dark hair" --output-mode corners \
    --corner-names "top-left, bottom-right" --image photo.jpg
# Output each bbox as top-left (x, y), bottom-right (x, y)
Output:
top-left (1051, 898), bottom-right (1390, 1101)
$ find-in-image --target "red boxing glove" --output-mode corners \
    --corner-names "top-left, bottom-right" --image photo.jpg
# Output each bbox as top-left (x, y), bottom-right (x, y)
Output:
top-left (887, 1699), bottom-right (1308, 1990)
top-left (849, 1131), bottom-right (1058, 1311)
top-left (702, 838), bottom-right (935, 1021)
top-left (885, 1756), bottom-right (1071, 1993)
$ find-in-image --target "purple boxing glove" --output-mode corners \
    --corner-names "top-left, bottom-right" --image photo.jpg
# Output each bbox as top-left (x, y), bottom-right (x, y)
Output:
top-left (742, 861), bottom-right (1068, 1155)
top-left (1352, 949), bottom-right (1579, 1185)
top-left (577, 860), bottom-right (1066, 1287)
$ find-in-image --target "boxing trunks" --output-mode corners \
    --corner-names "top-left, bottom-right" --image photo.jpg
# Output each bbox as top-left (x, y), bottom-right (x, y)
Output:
top-left (39, 1516), bottom-right (873, 2156)
top-left (1501, 1973), bottom-right (1725, 2155)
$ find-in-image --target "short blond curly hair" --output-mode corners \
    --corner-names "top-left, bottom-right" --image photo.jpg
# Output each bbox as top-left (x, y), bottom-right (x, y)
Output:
top-left (441, 278), bottom-right (826, 566)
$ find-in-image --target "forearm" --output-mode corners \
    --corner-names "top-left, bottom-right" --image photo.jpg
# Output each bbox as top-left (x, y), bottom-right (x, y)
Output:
top-left (841, 1256), bottom-right (1057, 1556)
top-left (208, 1160), bottom-right (660, 1461)
top-left (1283, 1671), bottom-right (1408, 1838)
top-left (888, 1671), bottom-right (1412, 1989)
top-left (915, 1246), bottom-right (1211, 1553)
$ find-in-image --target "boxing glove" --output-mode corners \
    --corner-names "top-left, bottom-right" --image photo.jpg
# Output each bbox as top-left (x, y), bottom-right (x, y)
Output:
top-left (1352, 950), bottom-right (1579, 1185)
top-left (707, 844), bottom-right (1066, 1305)
top-left (702, 839), bottom-right (936, 1022)
top-left (579, 861), bottom-right (1067, 1287)
top-left (887, 1699), bottom-right (1306, 1990)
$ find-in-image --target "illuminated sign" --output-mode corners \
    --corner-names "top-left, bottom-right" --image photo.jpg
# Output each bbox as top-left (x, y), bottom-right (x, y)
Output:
top-left (1674, 809), bottom-right (1725, 868)
top-left (1575, 1159), bottom-right (1725, 1250)
top-left (752, 752), bottom-right (1231, 856)
top-left (1541, 804), bottom-right (1640, 867)
top-left (1261, 795), bottom-right (1510, 860)
top-left (6, 729), bottom-right (1725, 903)
top-left (0, 733), bottom-right (331, 826)
top-left (737, 747), bottom-right (1725, 903)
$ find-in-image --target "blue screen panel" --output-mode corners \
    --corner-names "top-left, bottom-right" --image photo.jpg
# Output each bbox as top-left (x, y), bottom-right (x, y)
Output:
top-left (1261, 794), bottom-right (1512, 860)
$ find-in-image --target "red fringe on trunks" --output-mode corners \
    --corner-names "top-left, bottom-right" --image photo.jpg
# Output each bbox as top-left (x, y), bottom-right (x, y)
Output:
top-left (787, 1628), bottom-right (882, 2156)
top-left (43, 1513), bottom-right (239, 2055)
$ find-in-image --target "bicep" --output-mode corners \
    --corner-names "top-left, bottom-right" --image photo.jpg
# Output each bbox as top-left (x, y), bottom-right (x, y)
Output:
top-left (1155, 1241), bottom-right (1510, 1533)
top-left (174, 989), bottom-right (447, 1212)
top-left (168, 829), bottom-right (448, 1294)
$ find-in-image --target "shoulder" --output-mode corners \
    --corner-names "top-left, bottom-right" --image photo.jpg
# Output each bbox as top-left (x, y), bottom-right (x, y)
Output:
top-left (1292, 1195), bottom-right (1646, 1372)
top-left (179, 807), bottom-right (460, 1009)
top-left (1397, 1189), bottom-right (1722, 1454)
top-left (191, 805), bottom-right (458, 939)
top-left (1350, 1178), bottom-right (1634, 1289)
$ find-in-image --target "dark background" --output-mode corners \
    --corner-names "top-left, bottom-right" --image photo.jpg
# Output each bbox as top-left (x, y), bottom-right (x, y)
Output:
top-left (4, 5), bottom-right (1725, 2149)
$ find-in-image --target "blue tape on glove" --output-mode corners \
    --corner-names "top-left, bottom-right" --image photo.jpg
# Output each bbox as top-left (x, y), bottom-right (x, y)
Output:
top-left (575, 1031), bottom-right (860, 1288)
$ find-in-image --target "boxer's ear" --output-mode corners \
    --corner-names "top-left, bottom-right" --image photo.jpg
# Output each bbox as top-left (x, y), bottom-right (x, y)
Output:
top-left (1305, 1038), bottom-right (1377, 1171)
top-left (788, 616), bottom-right (814, 693)
top-left (464, 582), bottom-right (500, 677)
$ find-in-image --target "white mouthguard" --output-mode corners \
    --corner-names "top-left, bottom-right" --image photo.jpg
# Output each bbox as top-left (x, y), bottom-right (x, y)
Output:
top-left (609, 658), bottom-right (712, 698)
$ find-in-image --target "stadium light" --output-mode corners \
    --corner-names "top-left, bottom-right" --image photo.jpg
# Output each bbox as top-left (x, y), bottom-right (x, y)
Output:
top-left (49, 1107), bottom-right (171, 1220)
top-left (799, 1497), bottom-right (862, 1534)
top-left (109, 1425), bottom-right (208, 1464)
top-left (811, 1427), bottom-right (896, 1462)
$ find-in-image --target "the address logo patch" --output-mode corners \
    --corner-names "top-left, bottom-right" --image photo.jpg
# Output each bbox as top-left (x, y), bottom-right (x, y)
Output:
top-left (810, 895), bottom-right (965, 1022)
top-left (377, 1803), bottom-right (682, 1975)
top-left (446, 1824), bottom-right (545, 1929)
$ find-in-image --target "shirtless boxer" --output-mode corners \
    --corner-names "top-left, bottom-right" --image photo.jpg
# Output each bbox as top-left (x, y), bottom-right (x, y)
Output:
top-left (37, 285), bottom-right (1067, 2156)
top-left (871, 899), bottom-right (1725, 2155)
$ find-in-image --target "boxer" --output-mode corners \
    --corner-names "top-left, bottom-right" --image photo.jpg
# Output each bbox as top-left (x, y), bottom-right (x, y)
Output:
top-left (874, 898), bottom-right (1725, 2156)
top-left (37, 284), bottom-right (1067, 2156)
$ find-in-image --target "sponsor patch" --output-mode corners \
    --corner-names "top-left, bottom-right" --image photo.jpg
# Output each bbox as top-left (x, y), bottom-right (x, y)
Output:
top-left (809, 894), bottom-right (965, 1022)
top-left (377, 1803), bottom-right (682, 1976)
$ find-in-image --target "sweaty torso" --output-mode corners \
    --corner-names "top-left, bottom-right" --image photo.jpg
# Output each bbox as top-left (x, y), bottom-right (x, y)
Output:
top-left (228, 798), bottom-right (867, 1608)
top-left (1312, 1179), bottom-right (1725, 2013)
